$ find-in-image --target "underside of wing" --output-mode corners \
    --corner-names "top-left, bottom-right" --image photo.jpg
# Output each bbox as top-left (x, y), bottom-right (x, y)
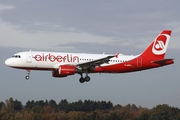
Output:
top-left (76, 54), bottom-right (117, 70)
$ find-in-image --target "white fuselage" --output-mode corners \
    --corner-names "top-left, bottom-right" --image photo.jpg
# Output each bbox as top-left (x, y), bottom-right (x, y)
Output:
top-left (5, 51), bottom-right (137, 70)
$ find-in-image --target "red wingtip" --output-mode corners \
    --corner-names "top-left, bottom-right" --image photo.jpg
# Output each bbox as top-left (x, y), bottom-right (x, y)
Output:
top-left (115, 53), bottom-right (119, 58)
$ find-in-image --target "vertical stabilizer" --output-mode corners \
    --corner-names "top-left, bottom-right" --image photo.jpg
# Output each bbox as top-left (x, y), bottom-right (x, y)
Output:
top-left (140, 30), bottom-right (172, 59)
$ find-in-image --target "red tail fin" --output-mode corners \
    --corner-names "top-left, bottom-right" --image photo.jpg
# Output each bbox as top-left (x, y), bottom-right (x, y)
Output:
top-left (140, 30), bottom-right (172, 59)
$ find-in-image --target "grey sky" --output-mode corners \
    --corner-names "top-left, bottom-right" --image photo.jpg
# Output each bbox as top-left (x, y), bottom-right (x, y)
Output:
top-left (0, 1), bottom-right (180, 108)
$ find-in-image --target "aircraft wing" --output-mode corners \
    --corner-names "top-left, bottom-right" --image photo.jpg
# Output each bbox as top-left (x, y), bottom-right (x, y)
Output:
top-left (76, 54), bottom-right (118, 69)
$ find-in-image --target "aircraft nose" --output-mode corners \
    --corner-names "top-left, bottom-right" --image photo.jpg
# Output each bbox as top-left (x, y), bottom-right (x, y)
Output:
top-left (5, 58), bottom-right (12, 66)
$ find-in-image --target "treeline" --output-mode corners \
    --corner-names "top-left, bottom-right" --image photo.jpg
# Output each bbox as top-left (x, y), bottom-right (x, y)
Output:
top-left (25, 99), bottom-right (113, 113)
top-left (0, 98), bottom-right (180, 120)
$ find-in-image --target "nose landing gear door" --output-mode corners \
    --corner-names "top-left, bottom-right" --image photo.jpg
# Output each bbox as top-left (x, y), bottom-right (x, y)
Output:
top-left (26, 52), bottom-right (32, 63)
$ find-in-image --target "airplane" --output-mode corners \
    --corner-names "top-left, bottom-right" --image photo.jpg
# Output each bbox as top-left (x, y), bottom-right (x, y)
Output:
top-left (5, 30), bottom-right (174, 83)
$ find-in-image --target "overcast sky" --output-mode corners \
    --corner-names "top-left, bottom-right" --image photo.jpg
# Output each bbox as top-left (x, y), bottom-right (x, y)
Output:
top-left (0, 0), bottom-right (180, 108)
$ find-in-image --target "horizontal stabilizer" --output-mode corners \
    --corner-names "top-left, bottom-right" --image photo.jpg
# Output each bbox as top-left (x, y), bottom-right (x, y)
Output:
top-left (152, 59), bottom-right (174, 64)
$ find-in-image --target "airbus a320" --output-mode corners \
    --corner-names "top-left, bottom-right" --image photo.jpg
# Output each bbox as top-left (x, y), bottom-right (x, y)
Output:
top-left (5, 30), bottom-right (174, 83)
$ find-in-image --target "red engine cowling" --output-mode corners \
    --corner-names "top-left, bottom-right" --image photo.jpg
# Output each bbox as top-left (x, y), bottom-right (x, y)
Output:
top-left (52, 65), bottom-right (76, 78)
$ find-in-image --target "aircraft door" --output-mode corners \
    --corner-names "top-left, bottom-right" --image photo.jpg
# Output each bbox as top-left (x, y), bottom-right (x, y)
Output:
top-left (137, 57), bottom-right (142, 67)
top-left (26, 52), bottom-right (32, 63)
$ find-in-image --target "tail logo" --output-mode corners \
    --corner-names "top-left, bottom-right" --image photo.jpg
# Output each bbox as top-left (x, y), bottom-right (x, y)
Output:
top-left (152, 34), bottom-right (170, 55)
top-left (155, 40), bottom-right (165, 50)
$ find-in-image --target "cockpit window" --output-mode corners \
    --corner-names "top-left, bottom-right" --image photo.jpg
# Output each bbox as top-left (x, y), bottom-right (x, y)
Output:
top-left (12, 55), bottom-right (21, 58)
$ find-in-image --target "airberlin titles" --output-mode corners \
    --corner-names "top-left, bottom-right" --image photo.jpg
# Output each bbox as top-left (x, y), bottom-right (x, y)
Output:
top-left (34, 53), bottom-right (79, 63)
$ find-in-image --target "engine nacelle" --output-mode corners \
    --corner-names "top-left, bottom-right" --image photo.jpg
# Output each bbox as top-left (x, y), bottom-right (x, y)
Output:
top-left (52, 70), bottom-right (68, 78)
top-left (52, 65), bottom-right (77, 78)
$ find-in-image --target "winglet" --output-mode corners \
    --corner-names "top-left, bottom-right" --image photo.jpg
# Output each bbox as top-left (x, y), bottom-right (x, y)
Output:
top-left (115, 53), bottom-right (119, 58)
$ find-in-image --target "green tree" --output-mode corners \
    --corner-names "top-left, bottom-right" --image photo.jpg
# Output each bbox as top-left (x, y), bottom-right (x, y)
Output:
top-left (14, 99), bottom-right (23, 111)
top-left (49, 99), bottom-right (57, 111)
top-left (58, 99), bottom-right (69, 112)
top-left (35, 100), bottom-right (45, 107)
top-left (0, 102), bottom-right (4, 110)
top-left (25, 100), bottom-right (34, 109)
top-left (149, 104), bottom-right (170, 120)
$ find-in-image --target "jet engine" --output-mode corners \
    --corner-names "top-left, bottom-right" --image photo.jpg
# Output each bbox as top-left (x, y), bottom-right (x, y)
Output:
top-left (52, 65), bottom-right (77, 77)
